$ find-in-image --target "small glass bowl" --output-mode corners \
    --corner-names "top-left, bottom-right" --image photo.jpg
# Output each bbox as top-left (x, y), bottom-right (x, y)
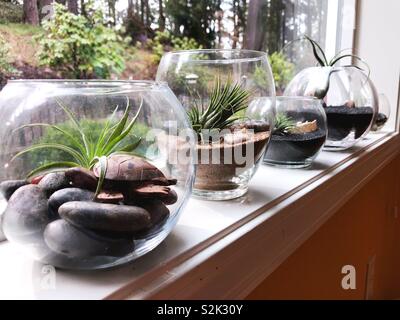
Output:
top-left (264, 96), bottom-right (327, 168)
top-left (156, 49), bottom-right (276, 200)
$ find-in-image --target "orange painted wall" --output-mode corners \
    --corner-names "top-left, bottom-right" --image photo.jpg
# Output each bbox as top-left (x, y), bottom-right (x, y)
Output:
top-left (247, 155), bottom-right (400, 300)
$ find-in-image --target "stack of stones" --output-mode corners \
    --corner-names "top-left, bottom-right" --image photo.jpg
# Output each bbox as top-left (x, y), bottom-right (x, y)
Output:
top-left (0, 155), bottom-right (177, 260)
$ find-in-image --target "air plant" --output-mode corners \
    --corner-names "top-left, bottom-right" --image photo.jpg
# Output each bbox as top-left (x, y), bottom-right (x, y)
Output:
top-left (286, 36), bottom-right (370, 99)
top-left (11, 98), bottom-right (142, 195)
top-left (187, 77), bottom-right (251, 143)
top-left (304, 36), bottom-right (367, 70)
top-left (273, 113), bottom-right (296, 136)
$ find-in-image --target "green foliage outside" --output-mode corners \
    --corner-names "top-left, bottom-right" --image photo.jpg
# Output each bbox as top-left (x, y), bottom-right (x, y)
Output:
top-left (0, 22), bottom-right (42, 36)
top-left (0, 34), bottom-right (16, 76)
top-left (36, 3), bottom-right (129, 79)
top-left (269, 52), bottom-right (295, 93)
top-left (165, 0), bottom-right (220, 48)
top-left (0, 1), bottom-right (23, 24)
top-left (145, 30), bottom-right (202, 64)
top-left (252, 53), bottom-right (294, 93)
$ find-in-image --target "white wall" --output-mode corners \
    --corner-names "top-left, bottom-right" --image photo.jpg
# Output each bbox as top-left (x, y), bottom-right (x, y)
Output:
top-left (355, 0), bottom-right (400, 130)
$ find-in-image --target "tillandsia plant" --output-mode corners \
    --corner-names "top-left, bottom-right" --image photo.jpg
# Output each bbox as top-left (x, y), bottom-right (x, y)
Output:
top-left (187, 77), bottom-right (251, 143)
top-left (273, 113), bottom-right (296, 136)
top-left (287, 35), bottom-right (370, 99)
top-left (11, 98), bottom-right (143, 195)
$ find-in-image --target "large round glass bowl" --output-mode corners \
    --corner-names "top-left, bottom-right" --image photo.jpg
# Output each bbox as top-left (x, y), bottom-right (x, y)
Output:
top-left (156, 49), bottom-right (276, 200)
top-left (0, 80), bottom-right (195, 270)
top-left (284, 66), bottom-right (378, 150)
top-left (264, 97), bottom-right (327, 168)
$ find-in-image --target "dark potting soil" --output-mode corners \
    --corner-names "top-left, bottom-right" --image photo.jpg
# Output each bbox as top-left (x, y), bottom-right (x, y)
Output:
top-left (325, 106), bottom-right (374, 141)
top-left (265, 129), bottom-right (326, 163)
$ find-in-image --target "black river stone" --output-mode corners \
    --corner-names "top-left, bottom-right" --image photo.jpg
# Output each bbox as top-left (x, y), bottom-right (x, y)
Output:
top-left (141, 200), bottom-right (170, 226)
top-left (44, 219), bottom-right (135, 258)
top-left (38, 172), bottom-right (71, 195)
top-left (48, 188), bottom-right (94, 219)
top-left (0, 180), bottom-right (28, 200)
top-left (59, 201), bottom-right (152, 233)
top-left (132, 200), bottom-right (170, 239)
top-left (2, 185), bottom-right (50, 243)
top-left (162, 189), bottom-right (178, 205)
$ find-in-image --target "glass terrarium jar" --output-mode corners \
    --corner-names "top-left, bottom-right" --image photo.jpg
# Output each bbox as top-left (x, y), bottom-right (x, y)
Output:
top-left (0, 80), bottom-right (195, 270)
top-left (284, 66), bottom-right (378, 150)
top-left (156, 49), bottom-right (276, 200)
top-left (264, 97), bottom-right (327, 168)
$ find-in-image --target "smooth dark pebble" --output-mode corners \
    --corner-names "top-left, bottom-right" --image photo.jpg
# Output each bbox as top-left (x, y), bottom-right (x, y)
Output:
top-left (2, 185), bottom-right (50, 243)
top-left (0, 180), bottom-right (28, 200)
top-left (48, 188), bottom-right (94, 219)
top-left (38, 172), bottom-right (70, 195)
top-left (59, 201), bottom-right (151, 233)
top-left (44, 220), bottom-right (135, 258)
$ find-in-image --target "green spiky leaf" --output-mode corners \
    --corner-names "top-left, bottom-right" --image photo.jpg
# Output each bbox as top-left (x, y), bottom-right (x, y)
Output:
top-left (273, 113), bottom-right (296, 135)
top-left (56, 98), bottom-right (91, 158)
top-left (94, 156), bottom-right (107, 196)
top-left (101, 99), bottom-right (143, 155)
top-left (12, 98), bottom-right (143, 195)
top-left (187, 77), bottom-right (251, 140)
top-left (11, 143), bottom-right (88, 166)
top-left (304, 35), bottom-right (328, 66)
top-left (117, 138), bottom-right (142, 152)
top-left (15, 123), bottom-right (87, 156)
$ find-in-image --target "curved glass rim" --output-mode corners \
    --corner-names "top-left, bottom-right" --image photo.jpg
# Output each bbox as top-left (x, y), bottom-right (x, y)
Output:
top-left (255, 96), bottom-right (320, 102)
top-left (276, 96), bottom-right (321, 102)
top-left (7, 79), bottom-right (168, 88)
top-left (162, 49), bottom-right (268, 63)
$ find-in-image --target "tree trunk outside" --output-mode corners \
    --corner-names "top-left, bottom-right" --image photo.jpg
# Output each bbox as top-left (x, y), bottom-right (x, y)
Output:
top-left (232, 0), bottom-right (238, 49)
top-left (135, 0), bottom-right (140, 16)
top-left (243, 0), bottom-right (263, 50)
top-left (128, 0), bottom-right (133, 17)
top-left (140, 0), bottom-right (144, 23)
top-left (107, 0), bottom-right (116, 25)
top-left (23, 0), bottom-right (40, 25)
top-left (68, 0), bottom-right (78, 14)
top-left (80, 0), bottom-right (86, 17)
top-left (145, 0), bottom-right (151, 27)
top-left (158, 0), bottom-right (165, 31)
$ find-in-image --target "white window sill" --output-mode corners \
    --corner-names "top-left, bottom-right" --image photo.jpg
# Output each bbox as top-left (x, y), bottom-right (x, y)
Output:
top-left (0, 131), bottom-right (398, 299)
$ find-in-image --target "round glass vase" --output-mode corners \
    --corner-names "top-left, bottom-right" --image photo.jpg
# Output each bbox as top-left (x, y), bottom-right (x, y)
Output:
top-left (156, 49), bottom-right (276, 200)
top-left (284, 66), bottom-right (378, 150)
top-left (264, 97), bottom-right (327, 168)
top-left (0, 80), bottom-right (195, 270)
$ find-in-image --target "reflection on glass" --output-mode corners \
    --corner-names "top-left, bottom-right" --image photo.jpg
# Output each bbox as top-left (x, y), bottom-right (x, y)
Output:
top-left (371, 93), bottom-right (391, 132)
